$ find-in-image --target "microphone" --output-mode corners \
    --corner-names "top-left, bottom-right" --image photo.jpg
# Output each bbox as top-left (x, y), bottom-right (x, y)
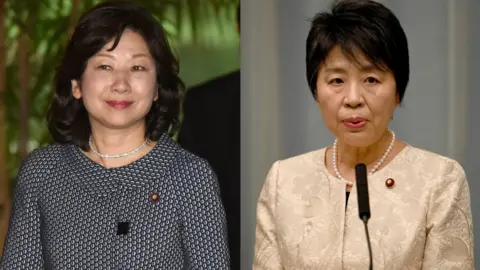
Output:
top-left (117, 221), bottom-right (130, 235)
top-left (355, 163), bottom-right (373, 270)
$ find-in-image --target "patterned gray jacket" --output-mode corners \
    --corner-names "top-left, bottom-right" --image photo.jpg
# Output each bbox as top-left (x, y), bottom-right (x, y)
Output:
top-left (0, 133), bottom-right (230, 269)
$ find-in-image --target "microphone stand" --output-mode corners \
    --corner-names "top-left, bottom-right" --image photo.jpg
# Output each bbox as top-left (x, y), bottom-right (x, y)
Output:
top-left (362, 215), bottom-right (373, 270)
top-left (355, 163), bottom-right (373, 270)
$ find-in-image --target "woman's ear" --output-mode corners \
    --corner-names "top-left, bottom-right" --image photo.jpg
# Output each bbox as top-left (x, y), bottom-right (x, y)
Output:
top-left (72, 80), bottom-right (82, 99)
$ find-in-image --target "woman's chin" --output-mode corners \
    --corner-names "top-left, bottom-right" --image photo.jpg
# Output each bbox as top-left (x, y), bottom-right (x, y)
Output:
top-left (96, 118), bottom-right (144, 130)
top-left (341, 133), bottom-right (376, 148)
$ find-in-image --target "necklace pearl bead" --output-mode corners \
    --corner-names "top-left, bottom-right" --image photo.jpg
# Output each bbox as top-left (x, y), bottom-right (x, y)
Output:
top-left (89, 136), bottom-right (148, 159)
top-left (332, 129), bottom-right (395, 187)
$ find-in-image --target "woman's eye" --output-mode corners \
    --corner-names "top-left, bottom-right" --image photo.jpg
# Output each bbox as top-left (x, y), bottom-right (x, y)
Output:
top-left (132, 66), bottom-right (146, 71)
top-left (329, 78), bottom-right (344, 85)
top-left (97, 65), bottom-right (111, 70)
top-left (365, 77), bottom-right (379, 84)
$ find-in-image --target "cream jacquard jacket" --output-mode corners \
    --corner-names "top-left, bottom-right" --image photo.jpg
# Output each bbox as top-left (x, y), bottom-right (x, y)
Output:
top-left (253, 145), bottom-right (474, 269)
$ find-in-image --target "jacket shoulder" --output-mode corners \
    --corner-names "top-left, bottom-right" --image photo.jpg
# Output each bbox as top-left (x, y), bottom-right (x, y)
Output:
top-left (401, 145), bottom-right (466, 181)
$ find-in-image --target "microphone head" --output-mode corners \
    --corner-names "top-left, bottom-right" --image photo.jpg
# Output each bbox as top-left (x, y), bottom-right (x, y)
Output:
top-left (355, 163), bottom-right (371, 221)
top-left (355, 163), bottom-right (367, 178)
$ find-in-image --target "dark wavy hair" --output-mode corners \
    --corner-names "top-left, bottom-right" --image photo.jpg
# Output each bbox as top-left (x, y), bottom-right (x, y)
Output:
top-left (47, 0), bottom-right (184, 150)
top-left (306, 0), bottom-right (409, 102)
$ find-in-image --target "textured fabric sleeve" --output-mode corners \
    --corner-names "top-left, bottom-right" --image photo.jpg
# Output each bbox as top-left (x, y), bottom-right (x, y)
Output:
top-left (0, 151), bottom-right (44, 269)
top-left (253, 161), bottom-right (282, 269)
top-left (422, 160), bottom-right (474, 269)
top-left (181, 159), bottom-right (230, 269)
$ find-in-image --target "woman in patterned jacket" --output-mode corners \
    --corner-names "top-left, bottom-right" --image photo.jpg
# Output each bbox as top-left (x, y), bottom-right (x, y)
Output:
top-left (1, 1), bottom-right (230, 269)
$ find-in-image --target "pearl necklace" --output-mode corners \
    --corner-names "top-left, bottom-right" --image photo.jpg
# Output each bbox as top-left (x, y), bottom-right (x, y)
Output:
top-left (89, 136), bottom-right (148, 159)
top-left (332, 129), bottom-right (395, 187)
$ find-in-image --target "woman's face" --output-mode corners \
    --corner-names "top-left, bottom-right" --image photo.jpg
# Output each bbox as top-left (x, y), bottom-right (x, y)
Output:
top-left (316, 46), bottom-right (399, 147)
top-left (72, 30), bottom-right (158, 131)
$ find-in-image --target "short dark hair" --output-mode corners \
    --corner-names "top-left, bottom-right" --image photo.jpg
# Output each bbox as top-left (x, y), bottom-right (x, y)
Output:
top-left (47, 0), bottom-right (184, 150)
top-left (306, 0), bottom-right (409, 102)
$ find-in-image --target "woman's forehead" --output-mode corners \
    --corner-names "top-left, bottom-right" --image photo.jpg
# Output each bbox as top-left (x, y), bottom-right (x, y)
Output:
top-left (321, 46), bottom-right (388, 73)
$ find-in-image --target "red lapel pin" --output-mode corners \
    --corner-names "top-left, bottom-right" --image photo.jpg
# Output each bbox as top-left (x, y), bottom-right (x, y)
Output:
top-left (385, 178), bottom-right (395, 188)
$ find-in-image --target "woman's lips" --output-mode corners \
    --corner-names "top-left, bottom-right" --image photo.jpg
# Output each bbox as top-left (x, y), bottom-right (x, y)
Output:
top-left (343, 117), bottom-right (367, 129)
top-left (106, 100), bottom-right (133, 109)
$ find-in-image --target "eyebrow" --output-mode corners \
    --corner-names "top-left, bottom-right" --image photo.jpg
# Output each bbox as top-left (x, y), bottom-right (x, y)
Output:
top-left (323, 67), bottom-right (348, 74)
top-left (358, 64), bottom-right (380, 72)
top-left (323, 64), bottom-right (382, 74)
top-left (131, 53), bottom-right (151, 59)
top-left (95, 52), bottom-right (151, 59)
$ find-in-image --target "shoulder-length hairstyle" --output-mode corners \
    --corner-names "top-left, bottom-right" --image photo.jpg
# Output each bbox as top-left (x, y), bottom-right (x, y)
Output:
top-left (47, 0), bottom-right (184, 150)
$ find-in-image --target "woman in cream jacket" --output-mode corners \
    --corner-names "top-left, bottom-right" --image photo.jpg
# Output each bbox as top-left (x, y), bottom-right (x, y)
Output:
top-left (253, 0), bottom-right (474, 269)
